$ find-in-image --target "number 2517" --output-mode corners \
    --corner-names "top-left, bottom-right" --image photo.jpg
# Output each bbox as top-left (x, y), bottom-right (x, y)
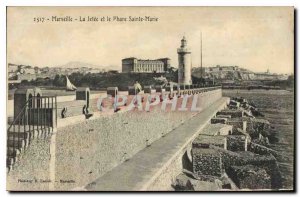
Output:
top-left (34, 17), bottom-right (45, 23)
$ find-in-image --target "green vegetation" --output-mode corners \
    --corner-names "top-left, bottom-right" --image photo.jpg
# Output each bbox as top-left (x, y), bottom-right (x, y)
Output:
top-left (19, 68), bottom-right (180, 90)
top-left (17, 68), bottom-right (294, 91)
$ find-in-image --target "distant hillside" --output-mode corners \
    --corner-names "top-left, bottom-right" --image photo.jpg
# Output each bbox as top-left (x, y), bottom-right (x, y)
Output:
top-left (192, 66), bottom-right (288, 81)
top-left (59, 61), bottom-right (120, 71)
top-left (60, 61), bottom-right (99, 68)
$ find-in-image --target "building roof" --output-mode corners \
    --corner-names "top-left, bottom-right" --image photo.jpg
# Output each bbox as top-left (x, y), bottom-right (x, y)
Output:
top-left (122, 57), bottom-right (170, 62)
top-left (137, 60), bottom-right (164, 64)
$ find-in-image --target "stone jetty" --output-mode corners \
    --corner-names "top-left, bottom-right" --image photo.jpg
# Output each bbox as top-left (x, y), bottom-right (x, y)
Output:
top-left (173, 97), bottom-right (283, 191)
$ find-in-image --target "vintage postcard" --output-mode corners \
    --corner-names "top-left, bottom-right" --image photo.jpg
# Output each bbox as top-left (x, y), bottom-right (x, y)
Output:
top-left (6, 6), bottom-right (294, 191)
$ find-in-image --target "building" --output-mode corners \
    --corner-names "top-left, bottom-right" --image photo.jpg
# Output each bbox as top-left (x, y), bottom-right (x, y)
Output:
top-left (254, 73), bottom-right (287, 81)
top-left (8, 63), bottom-right (19, 73)
top-left (19, 66), bottom-right (35, 75)
top-left (205, 65), bottom-right (240, 72)
top-left (8, 64), bottom-right (19, 79)
top-left (122, 57), bottom-right (170, 73)
top-left (17, 73), bottom-right (37, 81)
top-left (177, 36), bottom-right (192, 85)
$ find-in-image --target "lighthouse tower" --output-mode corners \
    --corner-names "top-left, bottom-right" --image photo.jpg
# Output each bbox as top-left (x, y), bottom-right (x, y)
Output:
top-left (177, 36), bottom-right (192, 85)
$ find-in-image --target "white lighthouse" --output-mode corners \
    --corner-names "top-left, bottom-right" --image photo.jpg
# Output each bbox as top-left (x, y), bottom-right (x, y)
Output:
top-left (177, 36), bottom-right (192, 85)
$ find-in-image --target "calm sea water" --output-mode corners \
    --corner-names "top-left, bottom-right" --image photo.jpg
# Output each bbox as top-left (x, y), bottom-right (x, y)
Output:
top-left (223, 89), bottom-right (294, 190)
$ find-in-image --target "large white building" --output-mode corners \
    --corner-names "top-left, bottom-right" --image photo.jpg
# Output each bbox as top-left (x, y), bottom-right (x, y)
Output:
top-left (122, 57), bottom-right (170, 73)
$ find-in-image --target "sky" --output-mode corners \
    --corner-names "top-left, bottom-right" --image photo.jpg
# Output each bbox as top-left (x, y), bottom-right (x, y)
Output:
top-left (7, 7), bottom-right (294, 74)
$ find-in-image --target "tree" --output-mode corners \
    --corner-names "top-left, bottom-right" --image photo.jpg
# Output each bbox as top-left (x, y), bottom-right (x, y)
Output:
top-left (53, 74), bottom-right (65, 87)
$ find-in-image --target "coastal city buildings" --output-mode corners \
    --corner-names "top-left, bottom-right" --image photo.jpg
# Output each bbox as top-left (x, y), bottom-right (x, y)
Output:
top-left (8, 63), bottom-right (105, 81)
top-left (8, 35), bottom-right (289, 84)
top-left (193, 65), bottom-right (289, 81)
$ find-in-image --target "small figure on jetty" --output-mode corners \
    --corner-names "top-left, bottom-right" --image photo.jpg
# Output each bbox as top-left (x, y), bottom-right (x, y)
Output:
top-left (61, 107), bottom-right (67, 118)
top-left (83, 105), bottom-right (93, 119)
top-left (134, 80), bottom-right (142, 94)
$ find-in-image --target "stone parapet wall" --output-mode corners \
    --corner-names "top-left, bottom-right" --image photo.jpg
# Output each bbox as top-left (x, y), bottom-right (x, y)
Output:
top-left (7, 88), bottom-right (224, 191)
top-left (196, 89), bottom-right (222, 112)
top-left (57, 100), bottom-right (86, 118)
top-left (55, 89), bottom-right (222, 190)
top-left (6, 137), bottom-right (52, 191)
top-left (54, 108), bottom-right (193, 190)
top-left (7, 93), bottom-right (105, 118)
top-left (142, 97), bottom-right (229, 191)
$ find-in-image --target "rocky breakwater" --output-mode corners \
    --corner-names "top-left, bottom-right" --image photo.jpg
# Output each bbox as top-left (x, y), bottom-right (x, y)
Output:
top-left (172, 97), bottom-right (283, 191)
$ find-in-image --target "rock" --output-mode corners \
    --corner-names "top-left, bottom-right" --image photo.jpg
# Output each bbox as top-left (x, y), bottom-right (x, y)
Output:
top-left (226, 135), bottom-right (248, 151)
top-left (200, 124), bottom-right (233, 136)
top-left (236, 97), bottom-right (246, 103)
top-left (247, 104), bottom-right (264, 117)
top-left (217, 109), bottom-right (244, 118)
top-left (193, 135), bottom-right (227, 150)
top-left (211, 118), bottom-right (227, 124)
top-left (244, 110), bottom-right (254, 118)
top-left (247, 119), bottom-right (271, 138)
top-left (192, 148), bottom-right (223, 177)
top-left (216, 114), bottom-right (231, 119)
top-left (172, 173), bottom-right (194, 191)
top-left (229, 100), bottom-right (240, 108)
top-left (253, 134), bottom-right (270, 146)
top-left (172, 173), bottom-right (221, 191)
top-left (227, 119), bottom-right (247, 132)
top-left (190, 179), bottom-right (221, 191)
top-left (227, 165), bottom-right (272, 190)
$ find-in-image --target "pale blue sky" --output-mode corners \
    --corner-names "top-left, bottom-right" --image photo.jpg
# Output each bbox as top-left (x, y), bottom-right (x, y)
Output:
top-left (7, 7), bottom-right (294, 74)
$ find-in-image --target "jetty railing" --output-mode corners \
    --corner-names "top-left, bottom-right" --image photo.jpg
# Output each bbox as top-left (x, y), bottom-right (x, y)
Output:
top-left (7, 95), bottom-right (57, 171)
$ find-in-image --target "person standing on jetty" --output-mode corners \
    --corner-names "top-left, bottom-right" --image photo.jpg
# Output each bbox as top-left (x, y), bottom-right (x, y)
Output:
top-left (134, 80), bottom-right (142, 94)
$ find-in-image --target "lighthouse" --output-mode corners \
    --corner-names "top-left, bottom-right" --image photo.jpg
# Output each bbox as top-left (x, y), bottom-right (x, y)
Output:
top-left (177, 36), bottom-right (192, 85)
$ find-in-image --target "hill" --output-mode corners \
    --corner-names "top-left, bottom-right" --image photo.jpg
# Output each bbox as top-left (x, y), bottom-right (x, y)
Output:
top-left (192, 66), bottom-right (288, 82)
top-left (59, 61), bottom-right (120, 71)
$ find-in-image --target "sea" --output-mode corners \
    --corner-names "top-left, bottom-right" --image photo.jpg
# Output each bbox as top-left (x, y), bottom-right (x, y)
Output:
top-left (223, 89), bottom-right (295, 190)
